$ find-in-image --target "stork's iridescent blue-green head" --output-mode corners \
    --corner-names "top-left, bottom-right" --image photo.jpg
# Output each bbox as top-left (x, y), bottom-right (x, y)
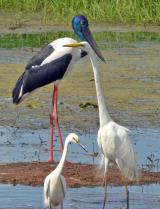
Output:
top-left (72, 15), bottom-right (105, 63)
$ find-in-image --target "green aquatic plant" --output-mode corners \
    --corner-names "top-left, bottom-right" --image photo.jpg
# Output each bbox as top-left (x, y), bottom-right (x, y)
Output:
top-left (0, 31), bottom-right (160, 49)
top-left (79, 102), bottom-right (98, 109)
top-left (142, 154), bottom-right (160, 172)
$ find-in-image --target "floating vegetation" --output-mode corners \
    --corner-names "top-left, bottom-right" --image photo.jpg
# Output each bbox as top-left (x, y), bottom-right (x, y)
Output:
top-left (79, 102), bottom-right (98, 109)
top-left (0, 31), bottom-right (160, 49)
top-left (26, 102), bottom-right (41, 109)
top-left (142, 154), bottom-right (160, 172)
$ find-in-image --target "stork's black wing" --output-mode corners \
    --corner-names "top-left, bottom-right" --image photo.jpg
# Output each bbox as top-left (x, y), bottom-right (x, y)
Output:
top-left (12, 54), bottom-right (72, 104)
top-left (26, 44), bottom-right (54, 69)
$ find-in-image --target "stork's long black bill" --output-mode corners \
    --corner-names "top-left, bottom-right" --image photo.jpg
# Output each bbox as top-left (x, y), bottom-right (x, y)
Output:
top-left (78, 142), bottom-right (88, 152)
top-left (82, 27), bottom-right (106, 63)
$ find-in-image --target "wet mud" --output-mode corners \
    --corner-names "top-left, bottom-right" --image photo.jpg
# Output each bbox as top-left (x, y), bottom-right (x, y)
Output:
top-left (0, 162), bottom-right (159, 187)
top-left (0, 42), bottom-right (160, 131)
top-left (0, 12), bottom-right (160, 34)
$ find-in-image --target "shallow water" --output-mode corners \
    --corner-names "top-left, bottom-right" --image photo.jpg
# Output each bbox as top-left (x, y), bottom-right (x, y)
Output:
top-left (0, 126), bottom-right (160, 172)
top-left (0, 183), bottom-right (160, 209)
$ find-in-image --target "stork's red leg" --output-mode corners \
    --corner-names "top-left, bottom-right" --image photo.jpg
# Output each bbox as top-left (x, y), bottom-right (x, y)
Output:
top-left (48, 86), bottom-right (56, 163)
top-left (53, 86), bottom-right (64, 151)
top-left (48, 85), bottom-right (64, 162)
top-left (48, 115), bottom-right (54, 162)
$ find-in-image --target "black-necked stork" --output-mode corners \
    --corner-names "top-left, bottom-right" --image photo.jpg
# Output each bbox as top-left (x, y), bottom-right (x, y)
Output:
top-left (12, 15), bottom-right (105, 162)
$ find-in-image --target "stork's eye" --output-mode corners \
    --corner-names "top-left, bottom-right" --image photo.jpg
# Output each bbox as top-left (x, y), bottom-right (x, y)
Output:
top-left (80, 21), bottom-right (85, 26)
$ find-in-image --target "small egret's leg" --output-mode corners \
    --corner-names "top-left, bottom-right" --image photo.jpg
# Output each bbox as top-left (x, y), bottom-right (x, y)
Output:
top-left (49, 202), bottom-right (51, 209)
top-left (54, 85), bottom-right (64, 152)
top-left (122, 176), bottom-right (129, 209)
top-left (48, 85), bottom-right (56, 162)
top-left (125, 185), bottom-right (129, 209)
top-left (102, 178), bottom-right (107, 209)
top-left (102, 158), bottom-right (109, 209)
top-left (61, 201), bottom-right (63, 209)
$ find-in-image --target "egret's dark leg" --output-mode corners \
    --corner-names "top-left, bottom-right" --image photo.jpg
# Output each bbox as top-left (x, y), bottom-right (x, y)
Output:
top-left (122, 176), bottom-right (129, 209)
top-left (102, 158), bottom-right (108, 209)
top-left (48, 85), bottom-right (56, 162)
top-left (53, 85), bottom-right (64, 152)
top-left (102, 175), bottom-right (107, 209)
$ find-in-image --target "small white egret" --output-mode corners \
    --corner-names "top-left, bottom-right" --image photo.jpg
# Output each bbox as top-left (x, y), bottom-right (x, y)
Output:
top-left (63, 42), bottom-right (139, 209)
top-left (44, 133), bottom-right (87, 209)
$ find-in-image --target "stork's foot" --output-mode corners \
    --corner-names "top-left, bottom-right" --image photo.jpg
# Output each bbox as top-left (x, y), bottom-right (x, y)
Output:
top-left (48, 157), bottom-right (56, 163)
top-left (66, 160), bottom-right (73, 164)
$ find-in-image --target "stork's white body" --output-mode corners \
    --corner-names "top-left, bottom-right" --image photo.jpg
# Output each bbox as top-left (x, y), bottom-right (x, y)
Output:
top-left (12, 38), bottom-right (86, 104)
top-left (41, 38), bottom-right (82, 82)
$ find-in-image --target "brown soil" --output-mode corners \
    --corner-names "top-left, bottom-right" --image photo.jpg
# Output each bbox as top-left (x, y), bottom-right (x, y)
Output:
top-left (0, 162), bottom-right (159, 187)
top-left (1, 11), bottom-right (160, 34)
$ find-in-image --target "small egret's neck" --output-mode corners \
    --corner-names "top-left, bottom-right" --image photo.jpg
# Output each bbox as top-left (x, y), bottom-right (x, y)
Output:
top-left (87, 46), bottom-right (112, 127)
top-left (55, 138), bottom-right (69, 175)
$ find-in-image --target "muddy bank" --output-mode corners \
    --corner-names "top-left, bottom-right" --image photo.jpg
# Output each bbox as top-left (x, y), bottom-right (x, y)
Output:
top-left (0, 12), bottom-right (160, 34)
top-left (0, 11), bottom-right (160, 34)
top-left (0, 162), bottom-right (159, 187)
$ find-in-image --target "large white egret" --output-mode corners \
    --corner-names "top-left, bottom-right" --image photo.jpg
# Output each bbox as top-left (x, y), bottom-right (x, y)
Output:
top-left (44, 133), bottom-right (87, 209)
top-left (63, 42), bottom-right (139, 209)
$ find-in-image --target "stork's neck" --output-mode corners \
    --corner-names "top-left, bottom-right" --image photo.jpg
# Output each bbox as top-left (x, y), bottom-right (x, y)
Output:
top-left (89, 52), bottom-right (112, 127)
top-left (55, 139), bottom-right (69, 175)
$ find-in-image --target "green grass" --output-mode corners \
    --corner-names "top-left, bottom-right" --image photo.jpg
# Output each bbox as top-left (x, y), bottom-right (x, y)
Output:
top-left (0, 0), bottom-right (160, 24)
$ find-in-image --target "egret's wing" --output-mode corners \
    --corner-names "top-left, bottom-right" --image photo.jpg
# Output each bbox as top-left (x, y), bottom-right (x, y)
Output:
top-left (114, 128), bottom-right (140, 181)
top-left (12, 54), bottom-right (72, 104)
top-left (26, 44), bottom-right (54, 70)
top-left (60, 175), bottom-right (66, 198)
top-left (44, 176), bottom-right (51, 205)
top-left (97, 129), bottom-right (103, 154)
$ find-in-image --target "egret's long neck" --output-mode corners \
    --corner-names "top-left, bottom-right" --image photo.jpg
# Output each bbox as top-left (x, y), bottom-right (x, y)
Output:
top-left (55, 139), bottom-right (69, 175)
top-left (89, 51), bottom-right (111, 127)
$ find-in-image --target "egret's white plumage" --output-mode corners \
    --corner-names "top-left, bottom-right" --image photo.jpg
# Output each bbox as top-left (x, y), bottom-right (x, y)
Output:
top-left (64, 42), bottom-right (140, 208)
top-left (44, 133), bottom-right (87, 209)
top-left (75, 41), bottom-right (139, 180)
top-left (82, 41), bottom-right (139, 208)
